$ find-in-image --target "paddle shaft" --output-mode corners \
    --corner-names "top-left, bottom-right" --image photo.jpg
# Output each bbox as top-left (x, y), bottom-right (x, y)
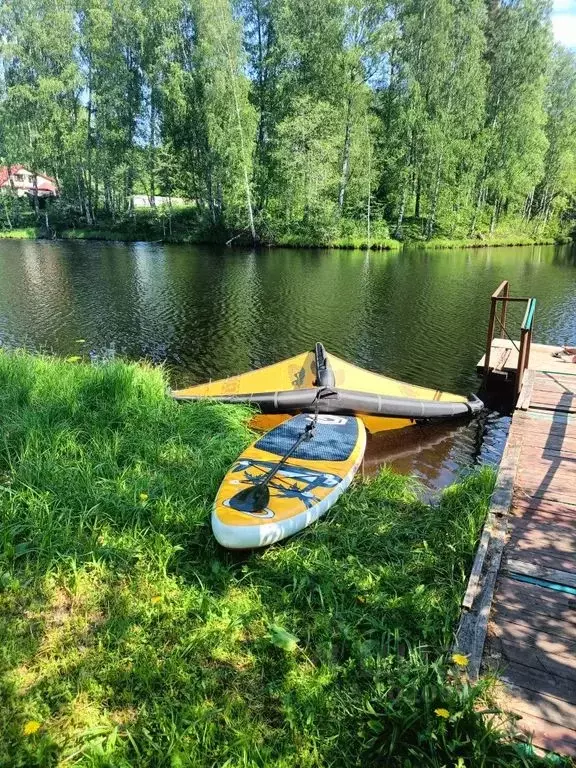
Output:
top-left (257, 420), bottom-right (315, 489)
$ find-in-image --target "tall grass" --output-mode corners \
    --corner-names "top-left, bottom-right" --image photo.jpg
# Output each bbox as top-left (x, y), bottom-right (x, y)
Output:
top-left (0, 352), bottom-right (561, 767)
top-left (0, 227), bottom-right (39, 239)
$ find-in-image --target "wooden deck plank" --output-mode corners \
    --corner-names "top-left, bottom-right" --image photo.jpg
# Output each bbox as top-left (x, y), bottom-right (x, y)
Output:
top-left (512, 712), bottom-right (576, 757)
top-left (477, 339), bottom-right (576, 379)
top-left (533, 382), bottom-right (576, 395)
top-left (506, 551), bottom-right (574, 575)
top-left (521, 444), bottom-right (576, 456)
top-left (462, 523), bottom-right (491, 610)
top-left (518, 467), bottom-right (576, 483)
top-left (501, 662), bottom-right (576, 704)
top-left (512, 498), bottom-right (576, 519)
top-left (518, 424), bottom-right (576, 440)
top-left (534, 372), bottom-right (576, 386)
top-left (508, 513), bottom-right (576, 534)
top-left (529, 400), bottom-right (576, 414)
top-left (533, 375), bottom-right (576, 388)
top-left (522, 409), bottom-right (576, 424)
top-left (503, 558), bottom-right (576, 590)
top-left (515, 486), bottom-right (576, 505)
top-left (507, 526), bottom-right (575, 554)
top-left (517, 370), bottom-right (535, 410)
top-left (491, 606), bottom-right (576, 640)
top-left (494, 578), bottom-right (576, 622)
top-left (500, 688), bottom-right (576, 733)
top-left (510, 500), bottom-right (576, 522)
top-left (491, 621), bottom-right (576, 657)
top-left (530, 384), bottom-right (576, 397)
top-left (535, 371), bottom-right (576, 384)
top-left (509, 516), bottom-right (576, 535)
top-left (518, 470), bottom-right (576, 487)
top-left (488, 635), bottom-right (576, 682)
top-left (524, 409), bottom-right (576, 423)
top-left (474, 335), bottom-right (576, 756)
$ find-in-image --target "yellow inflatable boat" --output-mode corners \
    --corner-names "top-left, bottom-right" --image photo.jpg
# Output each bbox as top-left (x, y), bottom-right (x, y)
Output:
top-left (172, 343), bottom-right (482, 434)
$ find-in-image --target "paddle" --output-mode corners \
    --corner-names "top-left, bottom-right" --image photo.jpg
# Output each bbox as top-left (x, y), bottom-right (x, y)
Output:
top-left (229, 416), bottom-right (317, 513)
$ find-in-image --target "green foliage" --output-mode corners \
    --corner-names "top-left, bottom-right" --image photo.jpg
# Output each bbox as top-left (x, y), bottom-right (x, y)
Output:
top-left (1, 0), bottom-right (574, 245)
top-left (0, 228), bottom-right (39, 239)
top-left (363, 655), bottom-right (565, 767)
top-left (0, 350), bottom-right (551, 766)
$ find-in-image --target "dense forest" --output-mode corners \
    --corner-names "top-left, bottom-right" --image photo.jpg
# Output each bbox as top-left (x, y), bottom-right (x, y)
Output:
top-left (1, 0), bottom-right (575, 246)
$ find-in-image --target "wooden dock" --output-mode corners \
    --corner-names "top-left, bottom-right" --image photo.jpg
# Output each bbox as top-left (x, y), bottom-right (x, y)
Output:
top-left (457, 313), bottom-right (575, 757)
top-left (477, 338), bottom-right (576, 380)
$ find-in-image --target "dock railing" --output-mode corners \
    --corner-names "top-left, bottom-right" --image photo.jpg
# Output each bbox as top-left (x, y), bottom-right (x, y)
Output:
top-left (483, 281), bottom-right (536, 398)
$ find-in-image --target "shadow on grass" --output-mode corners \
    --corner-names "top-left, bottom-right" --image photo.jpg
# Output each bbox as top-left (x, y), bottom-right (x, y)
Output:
top-left (0, 351), bottom-right (560, 767)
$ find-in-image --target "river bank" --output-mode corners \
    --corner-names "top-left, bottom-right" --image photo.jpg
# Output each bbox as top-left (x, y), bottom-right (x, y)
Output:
top-left (0, 349), bottom-right (561, 766)
top-left (0, 225), bottom-right (570, 251)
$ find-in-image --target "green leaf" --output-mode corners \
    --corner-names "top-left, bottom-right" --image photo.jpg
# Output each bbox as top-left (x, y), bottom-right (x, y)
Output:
top-left (268, 624), bottom-right (299, 653)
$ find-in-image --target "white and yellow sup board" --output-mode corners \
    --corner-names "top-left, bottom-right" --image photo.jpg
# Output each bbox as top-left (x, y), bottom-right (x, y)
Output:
top-left (212, 413), bottom-right (366, 549)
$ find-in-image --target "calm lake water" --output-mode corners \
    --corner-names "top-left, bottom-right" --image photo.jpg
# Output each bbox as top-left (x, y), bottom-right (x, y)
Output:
top-left (1, 239), bottom-right (575, 491)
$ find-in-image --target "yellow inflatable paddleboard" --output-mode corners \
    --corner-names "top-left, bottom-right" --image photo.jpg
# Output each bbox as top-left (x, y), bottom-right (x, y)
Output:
top-left (212, 413), bottom-right (366, 548)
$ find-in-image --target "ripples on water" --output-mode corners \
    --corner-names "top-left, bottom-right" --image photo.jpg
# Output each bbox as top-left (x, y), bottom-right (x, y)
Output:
top-left (0, 239), bottom-right (574, 492)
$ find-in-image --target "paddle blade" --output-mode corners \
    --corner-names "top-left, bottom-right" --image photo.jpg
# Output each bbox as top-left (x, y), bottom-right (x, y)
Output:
top-left (228, 483), bottom-right (270, 512)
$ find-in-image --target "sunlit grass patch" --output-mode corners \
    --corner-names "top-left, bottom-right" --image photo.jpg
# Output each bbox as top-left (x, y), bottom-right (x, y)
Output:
top-left (0, 350), bottom-right (563, 766)
top-left (0, 227), bottom-right (39, 239)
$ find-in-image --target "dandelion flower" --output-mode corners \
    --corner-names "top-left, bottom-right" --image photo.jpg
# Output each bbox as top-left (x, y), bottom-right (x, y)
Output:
top-left (23, 721), bottom-right (41, 736)
top-left (139, 492), bottom-right (149, 502)
top-left (451, 653), bottom-right (469, 667)
top-left (151, 595), bottom-right (162, 604)
top-left (434, 708), bottom-right (450, 719)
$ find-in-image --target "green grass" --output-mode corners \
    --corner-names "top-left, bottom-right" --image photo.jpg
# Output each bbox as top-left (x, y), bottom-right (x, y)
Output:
top-left (0, 351), bottom-right (565, 767)
top-left (0, 227), bottom-right (39, 239)
top-left (0, 211), bottom-right (572, 250)
top-left (274, 233), bottom-right (402, 250)
top-left (417, 235), bottom-right (563, 249)
top-left (59, 228), bottom-right (138, 242)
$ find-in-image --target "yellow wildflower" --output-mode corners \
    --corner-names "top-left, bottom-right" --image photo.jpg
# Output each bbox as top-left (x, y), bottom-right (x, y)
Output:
top-left (23, 720), bottom-right (42, 736)
top-left (451, 653), bottom-right (469, 667)
top-left (139, 492), bottom-right (149, 502)
top-left (151, 595), bottom-right (162, 604)
top-left (434, 708), bottom-right (450, 719)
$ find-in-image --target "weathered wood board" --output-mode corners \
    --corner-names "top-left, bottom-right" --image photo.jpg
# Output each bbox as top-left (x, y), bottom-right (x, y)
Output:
top-left (458, 367), bottom-right (576, 757)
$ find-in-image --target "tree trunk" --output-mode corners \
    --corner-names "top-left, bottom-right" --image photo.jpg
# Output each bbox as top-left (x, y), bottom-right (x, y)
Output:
top-left (32, 173), bottom-right (40, 219)
top-left (523, 187), bottom-right (534, 221)
top-left (81, 54), bottom-right (95, 224)
top-left (2, 197), bottom-right (12, 229)
top-left (94, 177), bottom-right (99, 218)
top-left (425, 154), bottom-right (443, 239)
top-left (80, 168), bottom-right (93, 225)
top-left (469, 179), bottom-right (485, 236)
top-left (365, 115), bottom-right (371, 248)
top-left (414, 173), bottom-right (421, 219)
top-left (104, 179), bottom-right (113, 217)
top-left (395, 180), bottom-right (408, 238)
top-left (338, 93), bottom-right (353, 212)
top-left (254, 0), bottom-right (267, 197)
top-left (489, 197), bottom-right (499, 235)
top-left (218, 1), bottom-right (256, 242)
top-left (148, 97), bottom-right (156, 207)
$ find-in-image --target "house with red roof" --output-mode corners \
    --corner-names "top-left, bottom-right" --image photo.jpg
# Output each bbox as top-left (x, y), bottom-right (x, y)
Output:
top-left (0, 165), bottom-right (58, 198)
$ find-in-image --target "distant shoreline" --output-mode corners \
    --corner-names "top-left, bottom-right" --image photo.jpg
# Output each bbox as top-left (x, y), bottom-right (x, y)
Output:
top-left (0, 227), bottom-right (570, 251)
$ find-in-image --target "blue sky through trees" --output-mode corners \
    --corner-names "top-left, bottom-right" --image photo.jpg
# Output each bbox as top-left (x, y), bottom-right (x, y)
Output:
top-left (553, 0), bottom-right (576, 46)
